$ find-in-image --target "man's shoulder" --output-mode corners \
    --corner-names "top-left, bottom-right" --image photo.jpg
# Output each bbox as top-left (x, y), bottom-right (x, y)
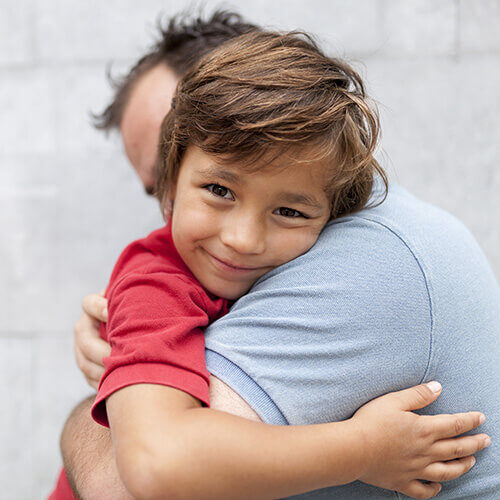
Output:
top-left (341, 184), bottom-right (499, 318)
top-left (270, 183), bottom-right (490, 294)
top-left (253, 184), bottom-right (436, 301)
top-left (321, 183), bottom-right (472, 264)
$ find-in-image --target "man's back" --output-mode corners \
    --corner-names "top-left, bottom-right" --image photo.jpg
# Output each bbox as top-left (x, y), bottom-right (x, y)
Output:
top-left (205, 183), bottom-right (500, 498)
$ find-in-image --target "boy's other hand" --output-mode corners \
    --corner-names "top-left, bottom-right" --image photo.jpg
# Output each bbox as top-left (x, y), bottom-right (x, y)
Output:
top-left (352, 382), bottom-right (491, 499)
top-left (74, 290), bottom-right (111, 390)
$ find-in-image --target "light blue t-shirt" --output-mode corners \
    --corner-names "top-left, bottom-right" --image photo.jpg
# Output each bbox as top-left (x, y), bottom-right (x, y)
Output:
top-left (204, 183), bottom-right (500, 498)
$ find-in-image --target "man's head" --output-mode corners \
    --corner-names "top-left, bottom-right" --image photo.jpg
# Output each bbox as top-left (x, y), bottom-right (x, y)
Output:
top-left (93, 10), bottom-right (258, 194)
top-left (156, 30), bottom-right (388, 299)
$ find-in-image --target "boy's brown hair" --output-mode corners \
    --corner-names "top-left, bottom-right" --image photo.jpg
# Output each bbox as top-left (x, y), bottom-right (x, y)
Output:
top-left (156, 30), bottom-right (387, 220)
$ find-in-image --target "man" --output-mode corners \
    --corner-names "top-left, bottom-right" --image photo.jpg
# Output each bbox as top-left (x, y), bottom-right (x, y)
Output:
top-left (50, 9), bottom-right (499, 500)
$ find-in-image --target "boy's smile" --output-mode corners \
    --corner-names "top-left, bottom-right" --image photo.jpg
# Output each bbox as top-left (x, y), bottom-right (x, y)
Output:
top-left (169, 146), bottom-right (332, 300)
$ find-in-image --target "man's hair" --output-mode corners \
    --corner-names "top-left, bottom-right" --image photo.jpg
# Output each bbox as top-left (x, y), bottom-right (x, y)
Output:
top-left (93, 9), bottom-right (258, 131)
top-left (156, 30), bottom-right (388, 220)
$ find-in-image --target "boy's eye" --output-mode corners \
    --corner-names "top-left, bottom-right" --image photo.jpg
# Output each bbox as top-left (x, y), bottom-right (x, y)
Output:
top-left (204, 184), bottom-right (234, 200)
top-left (203, 185), bottom-right (307, 219)
top-left (276, 207), bottom-right (307, 218)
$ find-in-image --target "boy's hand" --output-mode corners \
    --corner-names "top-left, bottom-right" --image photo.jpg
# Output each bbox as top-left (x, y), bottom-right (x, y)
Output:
top-left (73, 290), bottom-right (111, 390)
top-left (352, 381), bottom-right (490, 499)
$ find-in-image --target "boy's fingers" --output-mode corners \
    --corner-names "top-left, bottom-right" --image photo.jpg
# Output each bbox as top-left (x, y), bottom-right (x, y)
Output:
top-left (420, 456), bottom-right (476, 483)
top-left (392, 382), bottom-right (442, 411)
top-left (427, 412), bottom-right (486, 439)
top-left (79, 334), bottom-right (111, 366)
top-left (75, 347), bottom-right (105, 386)
top-left (85, 376), bottom-right (99, 391)
top-left (82, 293), bottom-right (108, 322)
top-left (432, 434), bottom-right (491, 461)
top-left (399, 480), bottom-right (441, 499)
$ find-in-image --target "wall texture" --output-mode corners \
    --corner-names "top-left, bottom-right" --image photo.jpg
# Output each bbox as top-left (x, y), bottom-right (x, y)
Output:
top-left (1, 1), bottom-right (499, 497)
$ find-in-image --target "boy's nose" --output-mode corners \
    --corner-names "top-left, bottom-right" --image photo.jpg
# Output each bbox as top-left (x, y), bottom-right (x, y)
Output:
top-left (220, 214), bottom-right (266, 256)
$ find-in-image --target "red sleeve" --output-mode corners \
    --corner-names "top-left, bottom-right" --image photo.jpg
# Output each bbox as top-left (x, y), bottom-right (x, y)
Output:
top-left (91, 270), bottom-right (211, 427)
top-left (47, 468), bottom-right (77, 500)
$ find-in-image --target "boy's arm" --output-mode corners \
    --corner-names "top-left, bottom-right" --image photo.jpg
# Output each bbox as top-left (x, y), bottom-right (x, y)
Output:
top-left (107, 381), bottom-right (488, 500)
top-left (108, 384), bottom-right (358, 500)
top-left (59, 378), bottom-right (261, 499)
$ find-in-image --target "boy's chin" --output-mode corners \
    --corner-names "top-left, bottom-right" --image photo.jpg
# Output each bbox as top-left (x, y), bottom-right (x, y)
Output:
top-left (203, 280), bottom-right (252, 301)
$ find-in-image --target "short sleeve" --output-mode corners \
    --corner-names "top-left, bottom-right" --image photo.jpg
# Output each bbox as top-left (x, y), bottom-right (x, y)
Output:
top-left (204, 217), bottom-right (432, 425)
top-left (91, 271), bottom-right (211, 427)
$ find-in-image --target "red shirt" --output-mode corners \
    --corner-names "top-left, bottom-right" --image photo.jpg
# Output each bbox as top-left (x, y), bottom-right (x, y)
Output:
top-left (47, 468), bottom-right (77, 500)
top-left (91, 219), bottom-right (230, 427)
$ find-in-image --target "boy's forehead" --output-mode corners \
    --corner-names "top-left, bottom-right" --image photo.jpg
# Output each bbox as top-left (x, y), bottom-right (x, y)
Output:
top-left (184, 144), bottom-right (331, 192)
top-left (197, 157), bottom-right (327, 182)
top-left (195, 146), bottom-right (330, 183)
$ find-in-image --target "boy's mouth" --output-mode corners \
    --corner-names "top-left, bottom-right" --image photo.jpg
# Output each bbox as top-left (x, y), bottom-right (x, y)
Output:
top-left (204, 250), bottom-right (264, 272)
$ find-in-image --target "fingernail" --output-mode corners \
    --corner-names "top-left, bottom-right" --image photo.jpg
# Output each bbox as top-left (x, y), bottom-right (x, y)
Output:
top-left (102, 307), bottom-right (108, 319)
top-left (484, 437), bottom-right (492, 447)
top-left (436, 484), bottom-right (442, 493)
top-left (479, 414), bottom-right (486, 424)
top-left (427, 381), bottom-right (442, 393)
top-left (470, 457), bottom-right (476, 466)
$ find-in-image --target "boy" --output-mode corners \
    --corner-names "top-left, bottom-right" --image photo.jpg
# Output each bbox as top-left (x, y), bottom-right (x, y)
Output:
top-left (90, 31), bottom-right (488, 499)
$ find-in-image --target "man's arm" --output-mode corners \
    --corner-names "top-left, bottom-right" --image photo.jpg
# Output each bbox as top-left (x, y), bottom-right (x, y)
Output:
top-left (62, 293), bottom-right (131, 499)
top-left (60, 395), bottom-right (134, 500)
top-left (60, 376), bottom-right (260, 499)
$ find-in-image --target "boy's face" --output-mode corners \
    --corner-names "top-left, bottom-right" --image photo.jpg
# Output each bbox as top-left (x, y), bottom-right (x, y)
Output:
top-left (169, 145), bottom-right (332, 300)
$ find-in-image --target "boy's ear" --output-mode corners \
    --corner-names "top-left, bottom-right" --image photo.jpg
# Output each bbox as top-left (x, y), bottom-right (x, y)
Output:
top-left (163, 194), bottom-right (174, 220)
top-left (167, 180), bottom-right (177, 203)
top-left (163, 182), bottom-right (176, 219)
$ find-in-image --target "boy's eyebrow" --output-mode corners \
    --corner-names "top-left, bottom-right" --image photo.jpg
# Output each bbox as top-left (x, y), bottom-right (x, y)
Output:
top-left (197, 166), bottom-right (241, 184)
top-left (279, 192), bottom-right (324, 211)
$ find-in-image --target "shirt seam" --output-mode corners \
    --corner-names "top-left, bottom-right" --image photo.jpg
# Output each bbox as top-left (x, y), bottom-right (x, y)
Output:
top-left (354, 215), bottom-right (435, 385)
top-left (205, 349), bottom-right (289, 425)
top-left (176, 275), bottom-right (211, 312)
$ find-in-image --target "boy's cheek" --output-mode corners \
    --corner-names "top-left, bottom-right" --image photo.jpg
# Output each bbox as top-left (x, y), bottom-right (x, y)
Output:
top-left (277, 232), bottom-right (321, 264)
top-left (173, 205), bottom-right (214, 238)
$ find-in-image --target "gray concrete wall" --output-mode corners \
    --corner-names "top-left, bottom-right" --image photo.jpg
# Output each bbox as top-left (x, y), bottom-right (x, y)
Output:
top-left (1, 1), bottom-right (499, 497)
